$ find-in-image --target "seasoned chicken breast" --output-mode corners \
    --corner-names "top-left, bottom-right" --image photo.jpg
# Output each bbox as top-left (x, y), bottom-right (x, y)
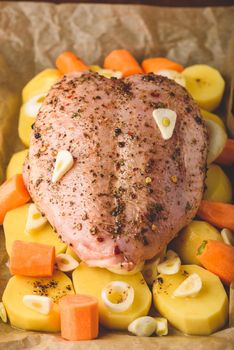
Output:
top-left (23, 71), bottom-right (208, 271)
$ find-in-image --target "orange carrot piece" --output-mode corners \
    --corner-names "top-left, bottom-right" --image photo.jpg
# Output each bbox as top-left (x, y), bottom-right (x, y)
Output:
top-left (10, 240), bottom-right (55, 277)
top-left (104, 49), bottom-right (143, 77)
top-left (56, 51), bottom-right (89, 75)
top-left (59, 294), bottom-right (99, 341)
top-left (216, 139), bottom-right (234, 166)
top-left (142, 57), bottom-right (184, 74)
top-left (0, 174), bottom-right (30, 224)
top-left (197, 239), bottom-right (234, 285)
top-left (197, 200), bottom-right (234, 230)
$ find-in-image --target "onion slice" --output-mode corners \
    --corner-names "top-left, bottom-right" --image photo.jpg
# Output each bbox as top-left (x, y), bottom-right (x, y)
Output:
top-left (101, 281), bottom-right (134, 312)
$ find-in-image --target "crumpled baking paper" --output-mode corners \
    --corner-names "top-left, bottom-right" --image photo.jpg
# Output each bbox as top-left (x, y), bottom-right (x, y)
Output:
top-left (0, 2), bottom-right (233, 349)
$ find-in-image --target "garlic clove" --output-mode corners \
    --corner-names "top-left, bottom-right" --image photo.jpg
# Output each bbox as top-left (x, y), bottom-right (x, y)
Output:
top-left (24, 93), bottom-right (46, 118)
top-left (52, 150), bottom-right (74, 183)
top-left (55, 253), bottom-right (79, 272)
top-left (173, 273), bottom-right (202, 297)
top-left (128, 316), bottom-right (157, 337)
top-left (221, 228), bottom-right (234, 246)
top-left (155, 317), bottom-right (168, 336)
top-left (102, 281), bottom-right (134, 312)
top-left (25, 203), bottom-right (47, 234)
top-left (157, 256), bottom-right (181, 275)
top-left (22, 295), bottom-right (53, 315)
top-left (153, 108), bottom-right (177, 140)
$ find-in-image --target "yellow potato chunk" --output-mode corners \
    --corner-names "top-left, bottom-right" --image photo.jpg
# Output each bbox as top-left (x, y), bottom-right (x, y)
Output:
top-left (170, 220), bottom-right (223, 265)
top-left (204, 164), bottom-right (232, 203)
top-left (19, 69), bottom-right (62, 146)
top-left (22, 68), bottom-right (61, 103)
top-left (72, 262), bottom-right (152, 330)
top-left (3, 204), bottom-right (67, 256)
top-left (6, 149), bottom-right (28, 179)
top-left (182, 64), bottom-right (225, 111)
top-left (200, 109), bottom-right (225, 130)
top-left (153, 265), bottom-right (228, 335)
top-left (18, 103), bottom-right (34, 147)
top-left (2, 271), bottom-right (74, 332)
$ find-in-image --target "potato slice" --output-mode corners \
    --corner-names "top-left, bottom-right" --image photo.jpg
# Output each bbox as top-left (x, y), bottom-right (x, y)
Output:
top-left (22, 69), bottom-right (61, 103)
top-left (170, 220), bottom-right (223, 265)
top-left (2, 271), bottom-right (74, 332)
top-left (182, 65), bottom-right (225, 111)
top-left (204, 119), bottom-right (227, 164)
top-left (72, 262), bottom-right (152, 330)
top-left (153, 265), bottom-right (228, 335)
top-left (204, 164), bottom-right (232, 203)
top-left (200, 109), bottom-right (225, 130)
top-left (3, 204), bottom-right (67, 256)
top-left (6, 149), bottom-right (28, 179)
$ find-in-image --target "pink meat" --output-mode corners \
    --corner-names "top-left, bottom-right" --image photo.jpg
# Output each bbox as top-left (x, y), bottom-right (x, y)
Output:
top-left (23, 71), bottom-right (208, 271)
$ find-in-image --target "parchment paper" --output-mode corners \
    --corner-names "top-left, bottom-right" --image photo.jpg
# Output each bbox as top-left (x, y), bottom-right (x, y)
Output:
top-left (0, 2), bottom-right (234, 349)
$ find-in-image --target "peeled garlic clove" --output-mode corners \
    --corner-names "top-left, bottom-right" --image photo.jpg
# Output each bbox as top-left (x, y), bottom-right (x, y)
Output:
top-left (56, 253), bottom-right (79, 272)
top-left (102, 281), bottom-right (134, 312)
top-left (25, 203), bottom-right (47, 234)
top-left (157, 256), bottom-right (181, 275)
top-left (157, 69), bottom-right (186, 87)
top-left (142, 257), bottom-right (160, 285)
top-left (107, 261), bottom-right (144, 275)
top-left (0, 302), bottom-right (7, 323)
top-left (22, 295), bottom-right (53, 315)
top-left (128, 316), bottom-right (157, 337)
top-left (155, 317), bottom-right (168, 336)
top-left (153, 108), bottom-right (177, 140)
top-left (173, 273), bottom-right (202, 297)
top-left (221, 228), bottom-right (234, 245)
top-left (24, 93), bottom-right (46, 118)
top-left (52, 150), bottom-right (74, 183)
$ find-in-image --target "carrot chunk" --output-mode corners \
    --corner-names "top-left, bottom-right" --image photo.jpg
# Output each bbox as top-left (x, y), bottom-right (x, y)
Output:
top-left (104, 49), bottom-right (143, 77)
top-left (10, 240), bottom-right (55, 277)
top-left (59, 294), bottom-right (99, 341)
top-left (56, 51), bottom-right (89, 75)
top-left (0, 174), bottom-right (30, 224)
top-left (142, 57), bottom-right (184, 74)
top-left (216, 139), bottom-right (234, 166)
top-left (197, 200), bottom-right (234, 230)
top-left (197, 239), bottom-right (234, 285)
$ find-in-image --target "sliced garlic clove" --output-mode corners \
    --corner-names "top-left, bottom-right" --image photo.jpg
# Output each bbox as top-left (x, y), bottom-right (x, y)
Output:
top-left (25, 203), bottom-right (47, 234)
top-left (157, 256), bottom-right (181, 275)
top-left (152, 108), bottom-right (177, 140)
top-left (142, 257), bottom-right (160, 285)
top-left (128, 316), bottom-right (157, 337)
top-left (155, 317), bottom-right (168, 336)
top-left (173, 273), bottom-right (202, 297)
top-left (24, 93), bottom-right (46, 118)
top-left (221, 228), bottom-right (234, 246)
top-left (22, 295), bottom-right (53, 315)
top-left (55, 253), bottom-right (79, 272)
top-left (0, 302), bottom-right (7, 323)
top-left (157, 69), bottom-right (186, 87)
top-left (107, 261), bottom-right (144, 275)
top-left (52, 150), bottom-right (74, 183)
top-left (101, 281), bottom-right (134, 312)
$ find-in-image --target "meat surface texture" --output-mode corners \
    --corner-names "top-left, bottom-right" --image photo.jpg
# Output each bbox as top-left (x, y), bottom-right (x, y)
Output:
top-left (23, 71), bottom-right (208, 271)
